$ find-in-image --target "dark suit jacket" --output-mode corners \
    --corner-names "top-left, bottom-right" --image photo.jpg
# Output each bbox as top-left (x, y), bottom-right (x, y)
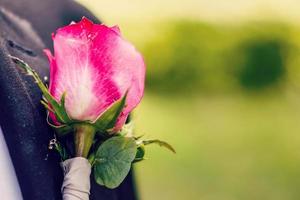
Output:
top-left (0, 0), bottom-right (137, 199)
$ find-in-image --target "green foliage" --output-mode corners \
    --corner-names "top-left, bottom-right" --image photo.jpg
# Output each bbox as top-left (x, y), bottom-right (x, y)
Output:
top-left (134, 146), bottom-right (145, 163)
top-left (143, 139), bottom-right (176, 153)
top-left (93, 136), bottom-right (137, 188)
top-left (142, 21), bottom-right (292, 94)
top-left (236, 38), bottom-right (287, 89)
top-left (143, 21), bottom-right (210, 94)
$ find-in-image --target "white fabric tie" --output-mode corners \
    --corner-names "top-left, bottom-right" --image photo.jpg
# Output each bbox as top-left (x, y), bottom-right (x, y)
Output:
top-left (61, 157), bottom-right (91, 200)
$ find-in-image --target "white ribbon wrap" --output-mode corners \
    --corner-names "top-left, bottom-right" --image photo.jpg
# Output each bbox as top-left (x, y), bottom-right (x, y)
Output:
top-left (61, 157), bottom-right (91, 200)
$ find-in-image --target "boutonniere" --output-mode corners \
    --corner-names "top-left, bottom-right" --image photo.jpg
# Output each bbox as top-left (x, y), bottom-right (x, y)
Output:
top-left (9, 17), bottom-right (174, 198)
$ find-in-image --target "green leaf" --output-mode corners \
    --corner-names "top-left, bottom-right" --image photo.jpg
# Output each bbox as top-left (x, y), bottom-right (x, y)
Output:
top-left (94, 93), bottom-right (127, 132)
top-left (133, 145), bottom-right (145, 163)
top-left (9, 55), bottom-right (71, 124)
top-left (143, 139), bottom-right (176, 154)
top-left (46, 111), bottom-right (73, 137)
top-left (60, 92), bottom-right (67, 113)
top-left (52, 124), bottom-right (73, 136)
top-left (54, 141), bottom-right (69, 161)
top-left (41, 100), bottom-right (54, 113)
top-left (93, 136), bottom-right (137, 189)
top-left (88, 152), bottom-right (96, 166)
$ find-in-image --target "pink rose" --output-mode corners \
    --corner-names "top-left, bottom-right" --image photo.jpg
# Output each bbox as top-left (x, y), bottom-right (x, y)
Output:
top-left (44, 17), bottom-right (145, 131)
top-left (9, 16), bottom-right (173, 181)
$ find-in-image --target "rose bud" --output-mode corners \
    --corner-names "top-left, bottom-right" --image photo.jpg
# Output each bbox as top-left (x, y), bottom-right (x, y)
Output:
top-left (44, 17), bottom-right (145, 157)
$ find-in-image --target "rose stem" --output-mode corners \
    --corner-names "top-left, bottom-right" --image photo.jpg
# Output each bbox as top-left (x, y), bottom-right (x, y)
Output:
top-left (74, 124), bottom-right (95, 158)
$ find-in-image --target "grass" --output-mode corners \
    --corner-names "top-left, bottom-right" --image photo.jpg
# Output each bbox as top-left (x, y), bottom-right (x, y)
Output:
top-left (133, 91), bottom-right (300, 200)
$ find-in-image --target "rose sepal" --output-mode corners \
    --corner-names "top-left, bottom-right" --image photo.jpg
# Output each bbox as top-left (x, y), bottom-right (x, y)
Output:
top-left (9, 55), bottom-right (71, 124)
top-left (93, 92), bottom-right (128, 133)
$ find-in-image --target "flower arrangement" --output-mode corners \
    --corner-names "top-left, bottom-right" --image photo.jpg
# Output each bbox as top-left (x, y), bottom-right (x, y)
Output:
top-left (9, 17), bottom-right (174, 196)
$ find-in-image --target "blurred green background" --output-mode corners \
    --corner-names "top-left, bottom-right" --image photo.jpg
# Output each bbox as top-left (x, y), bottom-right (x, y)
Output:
top-left (79, 1), bottom-right (300, 199)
